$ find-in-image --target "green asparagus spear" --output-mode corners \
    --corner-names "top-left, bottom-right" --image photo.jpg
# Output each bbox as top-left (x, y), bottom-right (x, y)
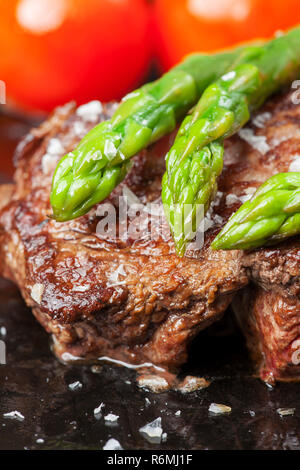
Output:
top-left (162, 27), bottom-right (300, 256)
top-left (211, 173), bottom-right (300, 250)
top-left (50, 44), bottom-right (262, 221)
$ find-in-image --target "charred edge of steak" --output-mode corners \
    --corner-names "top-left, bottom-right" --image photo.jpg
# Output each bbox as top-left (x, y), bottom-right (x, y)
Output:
top-left (233, 284), bottom-right (300, 385)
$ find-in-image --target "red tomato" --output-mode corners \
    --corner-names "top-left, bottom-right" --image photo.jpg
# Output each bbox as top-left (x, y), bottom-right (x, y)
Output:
top-left (154, 0), bottom-right (300, 70)
top-left (0, 0), bottom-right (151, 111)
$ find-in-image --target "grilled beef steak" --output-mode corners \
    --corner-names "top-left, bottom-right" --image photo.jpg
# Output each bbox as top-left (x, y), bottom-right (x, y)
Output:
top-left (0, 101), bottom-right (248, 372)
top-left (0, 91), bottom-right (298, 382)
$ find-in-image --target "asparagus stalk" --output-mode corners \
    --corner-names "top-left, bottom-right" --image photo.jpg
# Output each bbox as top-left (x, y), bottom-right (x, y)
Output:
top-left (211, 173), bottom-right (300, 250)
top-left (162, 27), bottom-right (300, 256)
top-left (50, 44), bottom-right (261, 221)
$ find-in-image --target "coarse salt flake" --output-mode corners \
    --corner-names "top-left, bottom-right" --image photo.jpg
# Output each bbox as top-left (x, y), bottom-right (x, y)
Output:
top-left (107, 264), bottom-right (127, 287)
top-left (103, 438), bottom-right (123, 450)
top-left (104, 140), bottom-right (118, 159)
top-left (47, 138), bottom-right (64, 155)
top-left (139, 417), bottom-right (163, 444)
top-left (73, 120), bottom-right (87, 137)
top-left (76, 100), bottom-right (103, 122)
top-left (204, 214), bottom-right (214, 232)
top-left (104, 413), bottom-right (119, 423)
top-left (3, 410), bottom-right (25, 421)
top-left (137, 375), bottom-right (169, 393)
top-left (289, 154), bottom-right (300, 172)
top-left (214, 214), bottom-right (223, 225)
top-left (42, 138), bottom-right (65, 174)
top-left (177, 376), bottom-right (209, 394)
top-left (209, 403), bottom-right (232, 414)
top-left (94, 402), bottom-right (105, 418)
top-left (42, 154), bottom-right (56, 174)
top-left (0, 326), bottom-right (6, 336)
top-left (68, 381), bottom-right (83, 391)
top-left (238, 128), bottom-right (270, 154)
top-left (226, 193), bottom-right (240, 206)
top-left (239, 194), bottom-right (253, 203)
top-left (277, 408), bottom-right (295, 417)
top-left (244, 186), bottom-right (257, 195)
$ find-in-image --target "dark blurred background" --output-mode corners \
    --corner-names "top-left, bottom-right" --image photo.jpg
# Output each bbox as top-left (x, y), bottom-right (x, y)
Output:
top-left (2, 0), bottom-right (300, 177)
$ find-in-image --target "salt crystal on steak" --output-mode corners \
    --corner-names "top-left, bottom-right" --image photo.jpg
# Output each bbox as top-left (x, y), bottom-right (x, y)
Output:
top-left (137, 375), bottom-right (169, 393)
top-left (30, 283), bottom-right (44, 304)
top-left (289, 154), bottom-right (300, 172)
top-left (94, 402), bottom-right (105, 419)
top-left (238, 128), bottom-right (270, 154)
top-left (76, 100), bottom-right (103, 122)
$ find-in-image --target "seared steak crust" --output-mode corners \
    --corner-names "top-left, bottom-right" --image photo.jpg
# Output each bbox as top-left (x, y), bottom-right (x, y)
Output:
top-left (0, 91), bottom-right (299, 378)
top-left (233, 287), bottom-right (300, 384)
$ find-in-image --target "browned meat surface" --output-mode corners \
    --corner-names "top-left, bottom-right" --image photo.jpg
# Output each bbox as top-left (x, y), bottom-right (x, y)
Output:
top-left (0, 90), bottom-right (299, 381)
top-left (233, 286), bottom-right (300, 385)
